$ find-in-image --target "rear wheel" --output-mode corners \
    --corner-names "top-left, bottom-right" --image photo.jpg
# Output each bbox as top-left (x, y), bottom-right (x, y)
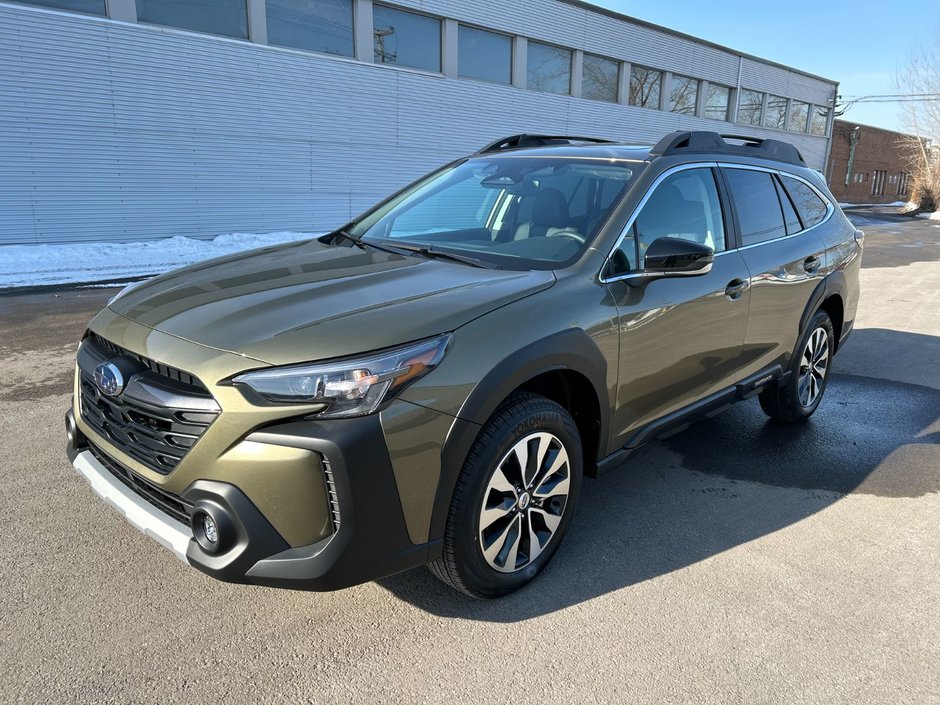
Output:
top-left (759, 309), bottom-right (834, 422)
top-left (428, 392), bottom-right (582, 598)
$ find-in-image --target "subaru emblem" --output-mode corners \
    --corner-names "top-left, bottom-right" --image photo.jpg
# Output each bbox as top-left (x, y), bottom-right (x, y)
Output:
top-left (94, 361), bottom-right (125, 397)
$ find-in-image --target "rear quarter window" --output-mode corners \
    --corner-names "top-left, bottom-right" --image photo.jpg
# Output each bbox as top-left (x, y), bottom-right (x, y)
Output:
top-left (781, 175), bottom-right (829, 228)
top-left (723, 168), bottom-right (786, 246)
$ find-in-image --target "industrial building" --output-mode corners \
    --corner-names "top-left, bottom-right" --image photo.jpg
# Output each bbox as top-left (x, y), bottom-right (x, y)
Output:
top-left (826, 119), bottom-right (916, 205)
top-left (1, 0), bottom-right (838, 245)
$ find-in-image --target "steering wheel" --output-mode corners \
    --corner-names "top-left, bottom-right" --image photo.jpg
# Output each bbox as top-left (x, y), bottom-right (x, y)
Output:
top-left (546, 229), bottom-right (586, 245)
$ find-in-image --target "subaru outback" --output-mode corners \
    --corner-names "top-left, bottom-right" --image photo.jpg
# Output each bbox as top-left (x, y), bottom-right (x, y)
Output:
top-left (66, 131), bottom-right (862, 598)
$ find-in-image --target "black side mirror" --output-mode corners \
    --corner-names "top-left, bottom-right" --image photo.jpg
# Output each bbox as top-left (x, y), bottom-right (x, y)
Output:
top-left (623, 237), bottom-right (714, 287)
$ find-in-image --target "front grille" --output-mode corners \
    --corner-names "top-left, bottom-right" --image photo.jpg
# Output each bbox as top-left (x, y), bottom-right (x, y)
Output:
top-left (87, 332), bottom-right (207, 391)
top-left (89, 442), bottom-right (193, 526)
top-left (321, 456), bottom-right (342, 532)
top-left (78, 335), bottom-right (220, 475)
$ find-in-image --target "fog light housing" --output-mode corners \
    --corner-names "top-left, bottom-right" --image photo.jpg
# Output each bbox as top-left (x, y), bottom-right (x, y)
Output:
top-left (202, 514), bottom-right (218, 545)
top-left (192, 507), bottom-right (232, 554)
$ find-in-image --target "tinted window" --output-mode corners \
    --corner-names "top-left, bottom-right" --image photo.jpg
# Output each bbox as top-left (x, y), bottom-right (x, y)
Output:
top-left (527, 41), bottom-right (571, 95)
top-left (781, 175), bottom-right (828, 228)
top-left (811, 106), bottom-right (829, 136)
top-left (458, 25), bottom-right (511, 85)
top-left (737, 89), bottom-right (763, 126)
top-left (669, 75), bottom-right (698, 115)
top-left (724, 169), bottom-right (786, 245)
top-left (136, 0), bottom-right (248, 39)
top-left (582, 54), bottom-right (619, 103)
top-left (774, 177), bottom-right (802, 234)
top-left (18, 0), bottom-right (104, 13)
top-left (765, 95), bottom-right (787, 129)
top-left (789, 101), bottom-right (809, 132)
top-left (630, 66), bottom-right (661, 109)
top-left (373, 5), bottom-right (441, 72)
top-left (266, 0), bottom-right (353, 56)
top-left (610, 168), bottom-right (725, 276)
top-left (704, 84), bottom-right (730, 121)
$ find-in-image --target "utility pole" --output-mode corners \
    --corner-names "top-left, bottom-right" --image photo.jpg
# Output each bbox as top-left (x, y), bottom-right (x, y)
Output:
top-left (374, 26), bottom-right (396, 64)
top-left (845, 125), bottom-right (861, 187)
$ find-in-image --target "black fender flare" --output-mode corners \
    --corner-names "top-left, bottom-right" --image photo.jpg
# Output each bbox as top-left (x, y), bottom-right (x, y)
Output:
top-left (799, 270), bottom-right (847, 344)
top-left (428, 328), bottom-right (610, 541)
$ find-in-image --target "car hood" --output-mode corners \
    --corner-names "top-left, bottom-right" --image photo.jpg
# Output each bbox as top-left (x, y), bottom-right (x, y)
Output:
top-left (109, 239), bottom-right (555, 365)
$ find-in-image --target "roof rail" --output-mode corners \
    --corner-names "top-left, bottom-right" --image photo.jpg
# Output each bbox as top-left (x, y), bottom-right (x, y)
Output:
top-left (476, 134), bottom-right (617, 154)
top-left (649, 131), bottom-right (806, 167)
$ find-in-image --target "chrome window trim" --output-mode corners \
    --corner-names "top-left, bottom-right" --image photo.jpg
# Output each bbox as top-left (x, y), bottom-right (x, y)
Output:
top-left (600, 161), bottom-right (835, 281)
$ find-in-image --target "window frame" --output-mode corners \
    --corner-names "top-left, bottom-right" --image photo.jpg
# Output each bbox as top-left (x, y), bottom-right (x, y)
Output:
top-left (581, 52), bottom-right (621, 103)
top-left (266, 0), bottom-right (355, 58)
top-left (371, 2), bottom-right (443, 73)
top-left (525, 39), bottom-right (573, 95)
top-left (736, 88), bottom-right (765, 127)
top-left (629, 64), bottom-right (664, 111)
top-left (134, 0), bottom-right (250, 39)
top-left (599, 162), bottom-right (834, 283)
top-left (668, 74), bottom-right (700, 115)
top-left (457, 22), bottom-right (513, 85)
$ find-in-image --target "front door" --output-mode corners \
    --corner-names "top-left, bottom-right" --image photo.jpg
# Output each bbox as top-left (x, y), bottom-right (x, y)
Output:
top-left (605, 166), bottom-right (751, 445)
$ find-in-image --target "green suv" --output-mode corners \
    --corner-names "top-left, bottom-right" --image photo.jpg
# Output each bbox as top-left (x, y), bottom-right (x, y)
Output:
top-left (66, 131), bottom-right (862, 597)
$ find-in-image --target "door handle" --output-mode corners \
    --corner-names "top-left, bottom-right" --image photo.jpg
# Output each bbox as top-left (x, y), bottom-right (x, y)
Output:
top-left (725, 278), bottom-right (750, 300)
top-left (803, 256), bottom-right (821, 274)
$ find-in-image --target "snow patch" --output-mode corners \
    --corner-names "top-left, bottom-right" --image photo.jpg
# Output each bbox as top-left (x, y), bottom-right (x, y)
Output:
top-left (915, 211), bottom-right (940, 220)
top-left (0, 231), bottom-right (319, 289)
top-left (838, 201), bottom-right (908, 208)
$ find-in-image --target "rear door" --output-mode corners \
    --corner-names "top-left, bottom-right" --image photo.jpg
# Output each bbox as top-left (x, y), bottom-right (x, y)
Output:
top-left (720, 165), bottom-right (829, 377)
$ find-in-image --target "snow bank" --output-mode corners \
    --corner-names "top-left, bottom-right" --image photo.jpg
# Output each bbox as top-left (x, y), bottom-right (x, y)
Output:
top-left (0, 231), bottom-right (319, 289)
top-left (838, 201), bottom-right (909, 208)
top-left (915, 211), bottom-right (940, 221)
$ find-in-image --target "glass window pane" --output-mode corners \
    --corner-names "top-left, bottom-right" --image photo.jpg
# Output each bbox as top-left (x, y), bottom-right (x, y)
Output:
top-left (789, 101), bottom-right (809, 132)
top-left (629, 66), bottom-right (661, 109)
top-left (765, 95), bottom-right (787, 129)
top-left (633, 168), bottom-right (726, 264)
top-left (669, 74), bottom-right (698, 115)
top-left (724, 169), bottom-right (786, 245)
top-left (704, 84), bottom-right (730, 121)
top-left (774, 177), bottom-right (802, 234)
top-left (781, 176), bottom-right (828, 227)
top-left (737, 89), bottom-right (763, 126)
top-left (458, 25), bottom-right (511, 85)
top-left (18, 0), bottom-right (105, 13)
top-left (527, 41), bottom-right (571, 95)
top-left (373, 4), bottom-right (441, 72)
top-left (582, 54), bottom-right (619, 103)
top-left (811, 106), bottom-right (829, 136)
top-left (266, 0), bottom-right (353, 57)
top-left (136, 0), bottom-right (248, 39)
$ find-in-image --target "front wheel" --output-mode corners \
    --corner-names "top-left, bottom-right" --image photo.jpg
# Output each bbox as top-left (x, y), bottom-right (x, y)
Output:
top-left (428, 392), bottom-right (583, 598)
top-left (759, 309), bottom-right (834, 422)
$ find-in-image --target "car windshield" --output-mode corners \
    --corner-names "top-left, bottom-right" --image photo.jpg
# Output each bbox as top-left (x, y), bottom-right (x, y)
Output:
top-left (347, 156), bottom-right (641, 270)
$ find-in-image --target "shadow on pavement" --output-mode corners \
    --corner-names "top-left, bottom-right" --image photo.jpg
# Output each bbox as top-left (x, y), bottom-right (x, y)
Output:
top-left (379, 330), bottom-right (940, 621)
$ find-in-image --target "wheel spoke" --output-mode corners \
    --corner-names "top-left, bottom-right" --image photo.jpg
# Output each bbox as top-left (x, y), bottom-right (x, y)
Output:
top-left (530, 507), bottom-right (562, 534)
top-left (489, 465), bottom-right (518, 498)
top-left (482, 514), bottom-right (518, 566)
top-left (480, 501), bottom-right (512, 531)
top-left (798, 373), bottom-right (811, 405)
top-left (512, 443), bottom-right (529, 488)
top-left (533, 447), bottom-right (569, 498)
top-left (502, 516), bottom-right (522, 571)
top-left (526, 513), bottom-right (546, 562)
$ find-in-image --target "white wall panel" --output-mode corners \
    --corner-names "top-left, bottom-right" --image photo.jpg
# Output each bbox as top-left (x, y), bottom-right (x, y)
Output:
top-left (0, 1), bottom-right (836, 245)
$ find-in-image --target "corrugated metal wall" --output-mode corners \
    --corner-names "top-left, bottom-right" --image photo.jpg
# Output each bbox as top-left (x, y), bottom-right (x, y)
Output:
top-left (0, 1), bottom-right (836, 245)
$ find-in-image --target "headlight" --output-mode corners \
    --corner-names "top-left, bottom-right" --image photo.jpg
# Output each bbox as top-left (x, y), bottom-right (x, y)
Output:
top-left (232, 334), bottom-right (451, 418)
top-left (108, 278), bottom-right (149, 306)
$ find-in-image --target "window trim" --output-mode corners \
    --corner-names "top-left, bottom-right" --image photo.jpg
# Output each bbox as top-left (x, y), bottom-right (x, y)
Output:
top-left (628, 64), bottom-right (665, 111)
top-left (599, 162), bottom-right (834, 283)
top-left (525, 38), bottom-right (574, 95)
top-left (456, 22), bottom-right (514, 85)
top-left (372, 1), bottom-right (444, 74)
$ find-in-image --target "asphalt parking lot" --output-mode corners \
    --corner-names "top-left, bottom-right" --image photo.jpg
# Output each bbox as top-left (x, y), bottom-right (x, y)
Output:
top-left (1, 209), bottom-right (937, 704)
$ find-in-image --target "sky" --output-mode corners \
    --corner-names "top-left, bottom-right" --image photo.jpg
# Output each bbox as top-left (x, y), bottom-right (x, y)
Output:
top-left (592, 0), bottom-right (938, 132)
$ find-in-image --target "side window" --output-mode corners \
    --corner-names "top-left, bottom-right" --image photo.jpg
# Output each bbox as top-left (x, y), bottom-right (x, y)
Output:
top-left (609, 168), bottom-right (725, 276)
top-left (723, 169), bottom-right (786, 246)
top-left (780, 175), bottom-right (829, 228)
top-left (774, 177), bottom-right (803, 235)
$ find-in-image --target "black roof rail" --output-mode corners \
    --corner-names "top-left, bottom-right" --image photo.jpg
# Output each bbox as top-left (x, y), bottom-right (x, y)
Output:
top-left (476, 134), bottom-right (617, 154)
top-left (649, 130), bottom-right (806, 167)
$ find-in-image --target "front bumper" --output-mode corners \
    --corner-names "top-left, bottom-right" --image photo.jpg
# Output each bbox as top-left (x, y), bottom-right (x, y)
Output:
top-left (67, 407), bottom-right (440, 591)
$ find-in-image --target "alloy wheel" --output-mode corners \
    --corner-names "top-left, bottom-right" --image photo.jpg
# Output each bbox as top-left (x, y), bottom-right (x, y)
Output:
top-left (478, 432), bottom-right (571, 574)
top-left (798, 327), bottom-right (829, 407)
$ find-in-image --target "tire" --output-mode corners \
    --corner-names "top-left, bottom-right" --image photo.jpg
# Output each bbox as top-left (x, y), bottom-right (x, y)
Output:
top-left (428, 392), bottom-right (583, 598)
top-left (759, 309), bottom-right (834, 423)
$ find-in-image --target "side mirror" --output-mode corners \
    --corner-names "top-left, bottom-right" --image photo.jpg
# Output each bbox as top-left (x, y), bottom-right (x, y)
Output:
top-left (626, 237), bottom-right (713, 286)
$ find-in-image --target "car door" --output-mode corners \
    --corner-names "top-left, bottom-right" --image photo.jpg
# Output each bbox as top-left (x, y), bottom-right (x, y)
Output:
top-left (604, 165), bottom-right (752, 445)
top-left (719, 166), bottom-right (829, 378)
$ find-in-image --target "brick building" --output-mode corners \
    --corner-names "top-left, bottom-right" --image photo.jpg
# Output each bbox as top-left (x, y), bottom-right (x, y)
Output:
top-left (826, 119), bottom-right (916, 205)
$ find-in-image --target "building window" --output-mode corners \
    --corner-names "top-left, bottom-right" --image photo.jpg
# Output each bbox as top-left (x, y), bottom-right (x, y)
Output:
top-left (872, 170), bottom-right (887, 196)
top-left (704, 84), bottom-right (731, 121)
top-left (266, 0), bottom-right (353, 57)
top-left (527, 41), bottom-right (571, 95)
top-left (669, 74), bottom-right (699, 115)
top-left (582, 54), bottom-right (619, 103)
top-left (373, 4), bottom-right (441, 72)
top-left (16, 0), bottom-right (105, 14)
top-left (764, 95), bottom-right (787, 129)
top-left (789, 101), bottom-right (809, 132)
top-left (811, 106), bottom-right (829, 136)
top-left (629, 66), bottom-right (662, 110)
top-left (135, 0), bottom-right (249, 39)
top-left (736, 89), bottom-right (763, 126)
top-left (898, 172), bottom-right (911, 195)
top-left (458, 25), bottom-right (512, 85)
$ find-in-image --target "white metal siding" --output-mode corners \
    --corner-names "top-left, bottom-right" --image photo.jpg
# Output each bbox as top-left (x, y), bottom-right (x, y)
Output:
top-left (0, 2), bottom-right (836, 245)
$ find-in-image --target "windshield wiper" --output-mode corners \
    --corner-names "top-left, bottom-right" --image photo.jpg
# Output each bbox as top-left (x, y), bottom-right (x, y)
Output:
top-left (374, 241), bottom-right (500, 269)
top-left (329, 229), bottom-right (369, 251)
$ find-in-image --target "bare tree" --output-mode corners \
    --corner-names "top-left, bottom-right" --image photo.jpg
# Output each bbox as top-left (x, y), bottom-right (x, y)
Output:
top-left (896, 37), bottom-right (940, 211)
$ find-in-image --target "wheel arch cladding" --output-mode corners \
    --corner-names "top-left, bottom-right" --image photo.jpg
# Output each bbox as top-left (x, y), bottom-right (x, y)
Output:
top-left (430, 328), bottom-right (609, 540)
top-left (800, 271), bottom-right (846, 350)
